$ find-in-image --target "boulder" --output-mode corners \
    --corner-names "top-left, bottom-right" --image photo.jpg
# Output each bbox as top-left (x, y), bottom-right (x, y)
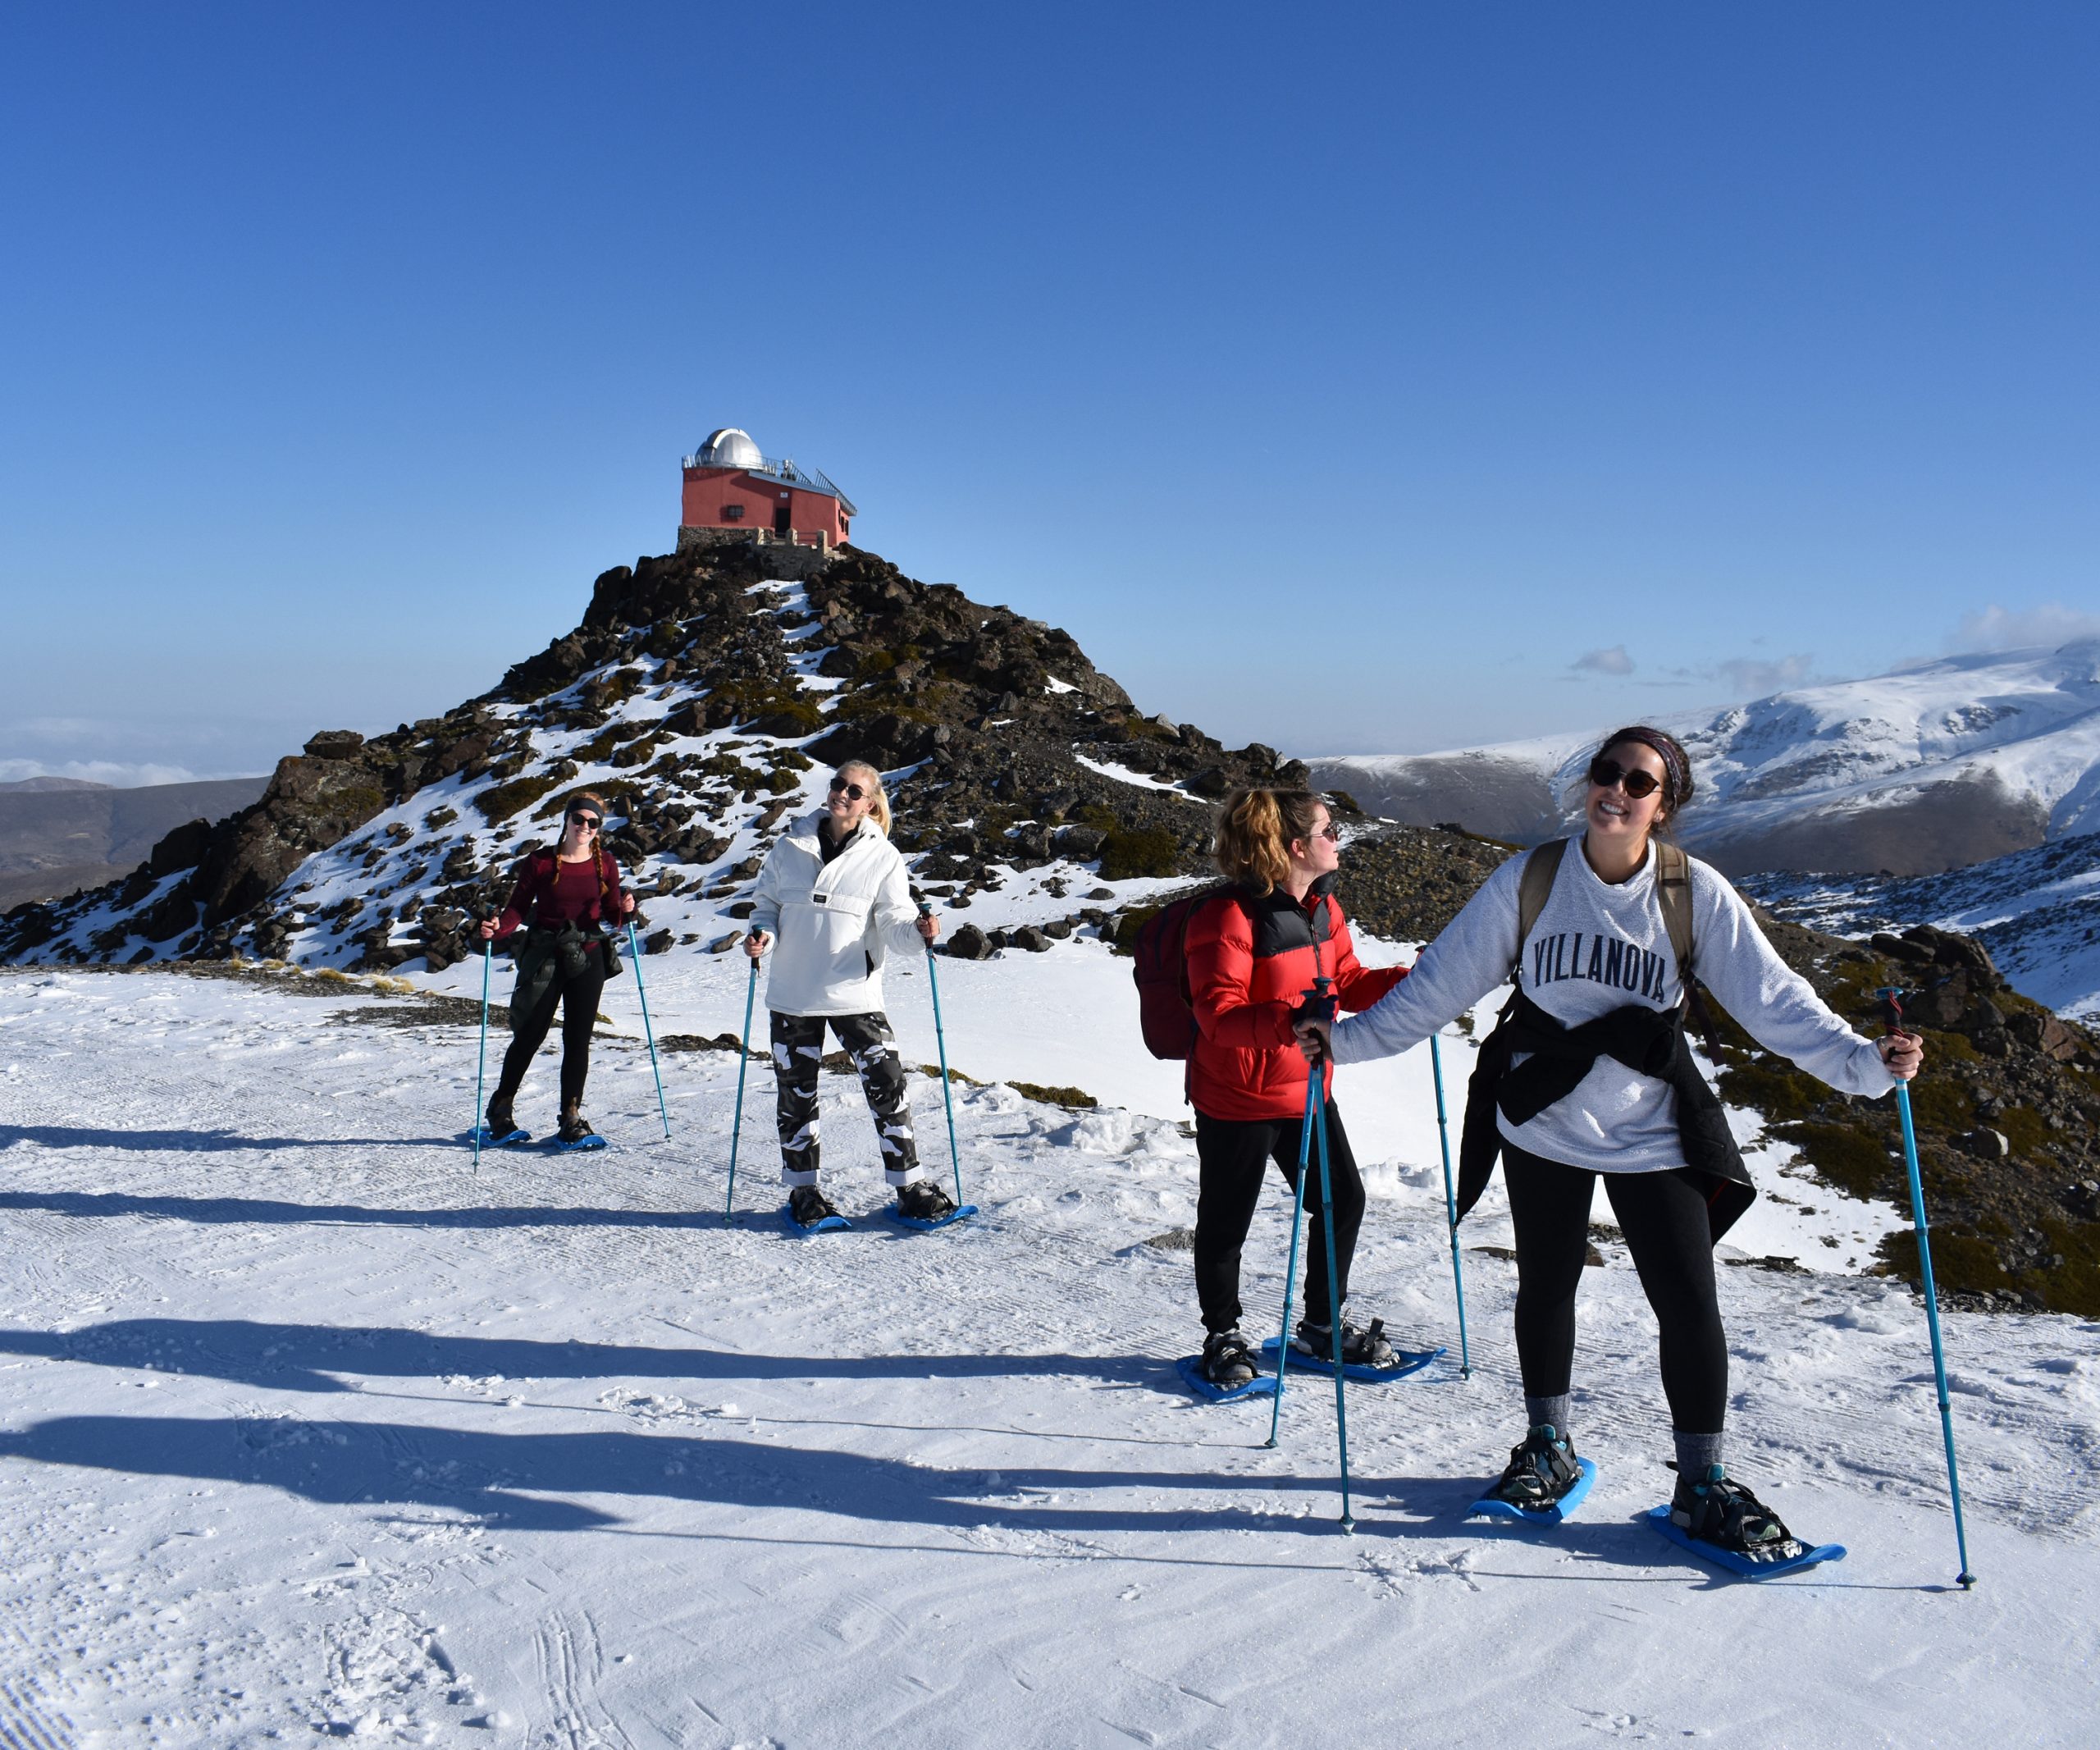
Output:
top-left (1056, 825), bottom-right (1107, 859)
top-left (303, 730), bottom-right (365, 760)
top-left (1185, 765), bottom-right (1233, 799)
top-left (642, 928), bottom-right (673, 955)
top-left (943, 924), bottom-right (993, 961)
top-left (148, 817), bottom-right (215, 877)
top-left (1009, 925), bottom-right (1052, 953)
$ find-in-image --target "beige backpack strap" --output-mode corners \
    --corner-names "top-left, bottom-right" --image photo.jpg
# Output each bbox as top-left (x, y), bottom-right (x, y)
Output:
top-left (1655, 838), bottom-right (1695, 986)
top-left (1513, 838), bottom-right (1568, 985)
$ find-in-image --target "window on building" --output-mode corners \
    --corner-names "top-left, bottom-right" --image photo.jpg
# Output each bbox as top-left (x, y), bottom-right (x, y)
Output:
top-left (722, 503), bottom-right (745, 520)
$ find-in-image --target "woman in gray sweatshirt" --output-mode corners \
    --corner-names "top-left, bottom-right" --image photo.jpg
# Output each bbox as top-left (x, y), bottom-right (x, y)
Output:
top-left (1299, 725), bottom-right (1923, 1562)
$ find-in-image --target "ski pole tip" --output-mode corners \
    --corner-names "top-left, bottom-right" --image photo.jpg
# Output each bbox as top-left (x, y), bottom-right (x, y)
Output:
top-left (1958, 1571), bottom-right (1977, 1589)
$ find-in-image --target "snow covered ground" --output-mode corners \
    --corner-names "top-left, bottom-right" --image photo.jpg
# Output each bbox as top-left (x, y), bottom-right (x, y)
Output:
top-left (5, 964), bottom-right (2098, 1747)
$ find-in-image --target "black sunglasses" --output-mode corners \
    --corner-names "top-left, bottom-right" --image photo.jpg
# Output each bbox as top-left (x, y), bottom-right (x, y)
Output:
top-left (568, 812), bottom-right (602, 829)
top-left (829, 777), bottom-right (866, 801)
top-left (1587, 756), bottom-right (1663, 800)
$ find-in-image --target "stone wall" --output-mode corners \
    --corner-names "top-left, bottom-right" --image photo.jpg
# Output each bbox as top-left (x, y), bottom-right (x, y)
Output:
top-left (674, 527), bottom-right (836, 579)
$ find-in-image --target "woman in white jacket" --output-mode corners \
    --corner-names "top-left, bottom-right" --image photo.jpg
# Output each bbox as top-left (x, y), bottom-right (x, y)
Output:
top-left (746, 760), bottom-right (947, 1227)
top-left (1299, 725), bottom-right (1923, 1565)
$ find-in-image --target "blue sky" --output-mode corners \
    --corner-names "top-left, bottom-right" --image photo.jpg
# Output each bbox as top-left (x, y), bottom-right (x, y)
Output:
top-left (4, 2), bottom-right (2098, 782)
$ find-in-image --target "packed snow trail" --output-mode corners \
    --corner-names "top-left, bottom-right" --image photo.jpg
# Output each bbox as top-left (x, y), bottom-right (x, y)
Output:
top-left (2, 969), bottom-right (2096, 1747)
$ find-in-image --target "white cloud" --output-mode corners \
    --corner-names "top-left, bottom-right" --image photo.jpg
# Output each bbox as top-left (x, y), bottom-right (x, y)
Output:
top-left (1945, 604), bottom-right (2100, 654)
top-left (0, 757), bottom-right (206, 788)
top-left (1714, 653), bottom-right (1812, 697)
top-left (1572, 645), bottom-right (1634, 677)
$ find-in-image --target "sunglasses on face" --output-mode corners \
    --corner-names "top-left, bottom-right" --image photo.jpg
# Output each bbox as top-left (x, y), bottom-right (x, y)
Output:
top-left (568, 814), bottom-right (602, 829)
top-left (829, 778), bottom-right (866, 801)
top-left (1587, 757), bottom-right (1663, 800)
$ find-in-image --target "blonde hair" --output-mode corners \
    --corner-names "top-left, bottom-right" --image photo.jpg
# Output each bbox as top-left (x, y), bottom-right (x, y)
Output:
top-left (835, 760), bottom-right (892, 834)
top-left (1214, 787), bottom-right (1326, 895)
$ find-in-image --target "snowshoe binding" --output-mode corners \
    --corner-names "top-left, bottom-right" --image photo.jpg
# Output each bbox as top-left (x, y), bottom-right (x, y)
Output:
top-left (1470, 1424), bottom-right (1596, 1524)
top-left (1175, 1328), bottom-right (1277, 1403)
top-left (1264, 1314), bottom-right (1443, 1382)
top-left (1293, 1315), bottom-right (1397, 1368)
top-left (783, 1185), bottom-right (851, 1235)
top-left (469, 1097), bottom-right (530, 1148)
top-left (886, 1181), bottom-right (975, 1231)
top-left (554, 1107), bottom-right (605, 1153)
top-left (1648, 1465), bottom-right (1843, 1577)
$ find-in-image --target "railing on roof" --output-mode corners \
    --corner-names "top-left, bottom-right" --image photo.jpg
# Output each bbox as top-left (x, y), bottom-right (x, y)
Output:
top-left (680, 450), bottom-right (856, 515)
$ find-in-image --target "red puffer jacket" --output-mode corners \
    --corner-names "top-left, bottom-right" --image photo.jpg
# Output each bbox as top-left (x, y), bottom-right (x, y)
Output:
top-left (1184, 873), bottom-right (1406, 1122)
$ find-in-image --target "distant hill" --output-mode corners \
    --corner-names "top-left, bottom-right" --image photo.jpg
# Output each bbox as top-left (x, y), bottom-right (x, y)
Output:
top-left (1313, 640), bottom-right (2100, 877)
top-left (0, 777), bottom-right (270, 909)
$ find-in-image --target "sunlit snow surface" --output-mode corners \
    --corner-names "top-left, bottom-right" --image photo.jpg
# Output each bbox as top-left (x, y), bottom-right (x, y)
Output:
top-left (3, 965), bottom-right (2096, 1747)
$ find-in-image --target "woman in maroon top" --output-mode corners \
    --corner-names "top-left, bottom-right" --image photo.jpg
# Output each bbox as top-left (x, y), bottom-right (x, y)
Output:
top-left (475, 792), bottom-right (636, 1146)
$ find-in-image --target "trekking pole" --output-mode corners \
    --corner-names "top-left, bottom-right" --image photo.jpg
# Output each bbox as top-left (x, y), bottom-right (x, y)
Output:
top-left (1877, 987), bottom-right (1975, 1589)
top-left (1428, 1033), bottom-right (1472, 1378)
top-left (472, 935), bottom-right (491, 1174)
top-left (1310, 1071), bottom-right (1355, 1531)
top-left (724, 953), bottom-right (759, 1225)
top-left (626, 920), bottom-right (671, 1140)
top-left (1263, 1071), bottom-right (1320, 1451)
top-left (918, 902), bottom-right (966, 1208)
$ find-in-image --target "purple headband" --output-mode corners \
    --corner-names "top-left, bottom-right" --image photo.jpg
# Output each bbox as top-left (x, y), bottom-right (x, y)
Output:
top-left (1600, 726), bottom-right (1693, 810)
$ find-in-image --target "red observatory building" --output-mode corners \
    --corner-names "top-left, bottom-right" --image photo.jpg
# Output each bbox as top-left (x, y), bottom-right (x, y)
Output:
top-left (678, 428), bottom-right (857, 552)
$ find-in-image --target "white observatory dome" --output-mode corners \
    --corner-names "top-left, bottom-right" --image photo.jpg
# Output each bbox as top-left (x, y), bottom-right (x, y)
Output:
top-left (697, 427), bottom-right (763, 469)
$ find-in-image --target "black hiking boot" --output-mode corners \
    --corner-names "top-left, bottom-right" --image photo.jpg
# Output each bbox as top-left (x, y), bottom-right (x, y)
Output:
top-left (1201, 1329), bottom-right (1258, 1389)
top-left (1486, 1424), bottom-right (1585, 1511)
top-left (484, 1094), bottom-right (518, 1138)
top-left (788, 1184), bottom-right (842, 1228)
top-left (896, 1181), bottom-right (957, 1223)
top-left (1669, 1465), bottom-right (1806, 1564)
top-left (1292, 1314), bottom-right (1398, 1368)
top-left (557, 1104), bottom-right (596, 1147)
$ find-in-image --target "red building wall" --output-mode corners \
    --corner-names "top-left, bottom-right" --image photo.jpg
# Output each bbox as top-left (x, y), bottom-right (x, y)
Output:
top-left (681, 468), bottom-right (850, 546)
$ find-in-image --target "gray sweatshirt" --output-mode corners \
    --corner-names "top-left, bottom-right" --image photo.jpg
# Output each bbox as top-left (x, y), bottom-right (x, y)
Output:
top-left (1331, 837), bottom-right (1895, 1175)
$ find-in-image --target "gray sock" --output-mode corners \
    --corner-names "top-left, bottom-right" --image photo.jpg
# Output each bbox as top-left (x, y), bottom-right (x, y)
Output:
top-left (1525, 1394), bottom-right (1572, 1437)
top-left (1674, 1430), bottom-right (1725, 1478)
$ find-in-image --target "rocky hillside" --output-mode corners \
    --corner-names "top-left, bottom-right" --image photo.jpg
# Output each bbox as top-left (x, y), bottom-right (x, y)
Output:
top-left (4, 537), bottom-right (2095, 1313)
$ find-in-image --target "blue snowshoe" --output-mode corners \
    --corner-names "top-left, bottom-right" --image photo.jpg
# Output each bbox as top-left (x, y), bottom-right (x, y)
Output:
top-left (782, 1186), bottom-right (851, 1236)
top-left (1469, 1425), bottom-right (1596, 1525)
top-left (883, 1181), bottom-right (978, 1231)
top-left (1648, 1466), bottom-right (1846, 1579)
top-left (1176, 1330), bottom-right (1278, 1403)
top-left (1262, 1316), bottom-right (1443, 1382)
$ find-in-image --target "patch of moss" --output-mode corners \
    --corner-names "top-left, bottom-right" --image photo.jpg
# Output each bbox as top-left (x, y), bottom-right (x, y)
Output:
top-left (1772, 1120), bottom-right (1896, 1201)
top-left (1916, 1025), bottom-right (1980, 1065)
top-left (1877, 1228), bottom-right (2015, 1299)
top-left (1073, 803), bottom-right (1121, 833)
top-left (1098, 826), bottom-right (1181, 880)
top-left (572, 727), bottom-right (622, 764)
top-left (1719, 1060), bottom-right (1825, 1124)
top-left (1007, 1081), bottom-right (1098, 1109)
top-left (476, 774), bottom-right (560, 825)
top-left (918, 1063), bottom-right (985, 1086)
top-left (1905, 1076), bottom-right (1975, 1134)
top-left (425, 806), bottom-right (457, 829)
top-left (1997, 1104), bottom-right (2054, 1158)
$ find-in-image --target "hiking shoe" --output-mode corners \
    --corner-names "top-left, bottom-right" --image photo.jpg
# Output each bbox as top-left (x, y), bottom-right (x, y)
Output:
top-left (1669, 1465), bottom-right (1806, 1563)
top-left (896, 1181), bottom-right (957, 1222)
top-left (1486, 1424), bottom-right (1585, 1511)
top-left (1201, 1329), bottom-right (1259, 1389)
top-left (1292, 1314), bottom-right (1398, 1368)
top-left (557, 1107), bottom-right (596, 1146)
top-left (484, 1095), bottom-right (517, 1137)
top-left (788, 1185), bottom-right (842, 1227)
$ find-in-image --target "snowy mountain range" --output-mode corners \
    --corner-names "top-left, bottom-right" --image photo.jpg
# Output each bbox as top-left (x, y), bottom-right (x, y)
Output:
top-left (1313, 640), bottom-right (2100, 879)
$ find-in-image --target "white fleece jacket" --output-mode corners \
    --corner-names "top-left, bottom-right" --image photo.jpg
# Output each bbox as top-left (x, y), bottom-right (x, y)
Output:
top-left (748, 816), bottom-right (926, 1018)
top-left (1331, 837), bottom-right (1895, 1175)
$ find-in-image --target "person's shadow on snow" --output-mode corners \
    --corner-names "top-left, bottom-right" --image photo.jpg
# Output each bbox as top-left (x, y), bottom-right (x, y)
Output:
top-left (0, 1316), bottom-right (1170, 1396)
top-left (0, 1410), bottom-right (1406, 1541)
top-left (2, 1123), bottom-right (456, 1154)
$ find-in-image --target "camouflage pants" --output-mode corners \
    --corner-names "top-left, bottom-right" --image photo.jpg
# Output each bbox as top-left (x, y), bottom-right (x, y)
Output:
top-left (769, 1010), bottom-right (923, 1187)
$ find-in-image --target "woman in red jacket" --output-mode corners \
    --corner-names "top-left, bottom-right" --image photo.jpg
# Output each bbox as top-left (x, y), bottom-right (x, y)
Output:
top-left (474, 791), bottom-right (637, 1148)
top-left (1185, 788), bottom-right (1408, 1388)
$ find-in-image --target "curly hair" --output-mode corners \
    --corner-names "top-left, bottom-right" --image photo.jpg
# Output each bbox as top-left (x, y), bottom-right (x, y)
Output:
top-left (1213, 788), bottom-right (1326, 894)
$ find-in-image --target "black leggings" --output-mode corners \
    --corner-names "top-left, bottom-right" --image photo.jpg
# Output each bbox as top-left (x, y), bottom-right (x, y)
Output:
top-left (495, 962), bottom-right (606, 1110)
top-left (1193, 1099), bottom-right (1364, 1336)
top-left (1504, 1145), bottom-right (1728, 1433)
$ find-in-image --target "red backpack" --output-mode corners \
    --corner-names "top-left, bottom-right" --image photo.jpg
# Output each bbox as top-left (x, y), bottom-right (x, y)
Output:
top-left (1130, 885), bottom-right (1244, 1060)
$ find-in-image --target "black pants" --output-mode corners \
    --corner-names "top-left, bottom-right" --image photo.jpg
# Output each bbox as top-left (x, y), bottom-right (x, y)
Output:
top-left (1193, 1100), bottom-right (1364, 1336)
top-left (1504, 1145), bottom-right (1728, 1432)
top-left (495, 962), bottom-right (606, 1111)
top-left (770, 1011), bottom-right (921, 1187)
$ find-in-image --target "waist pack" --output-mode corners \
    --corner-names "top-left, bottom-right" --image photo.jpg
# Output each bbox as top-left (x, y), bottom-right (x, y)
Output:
top-left (510, 922), bottom-right (620, 1031)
